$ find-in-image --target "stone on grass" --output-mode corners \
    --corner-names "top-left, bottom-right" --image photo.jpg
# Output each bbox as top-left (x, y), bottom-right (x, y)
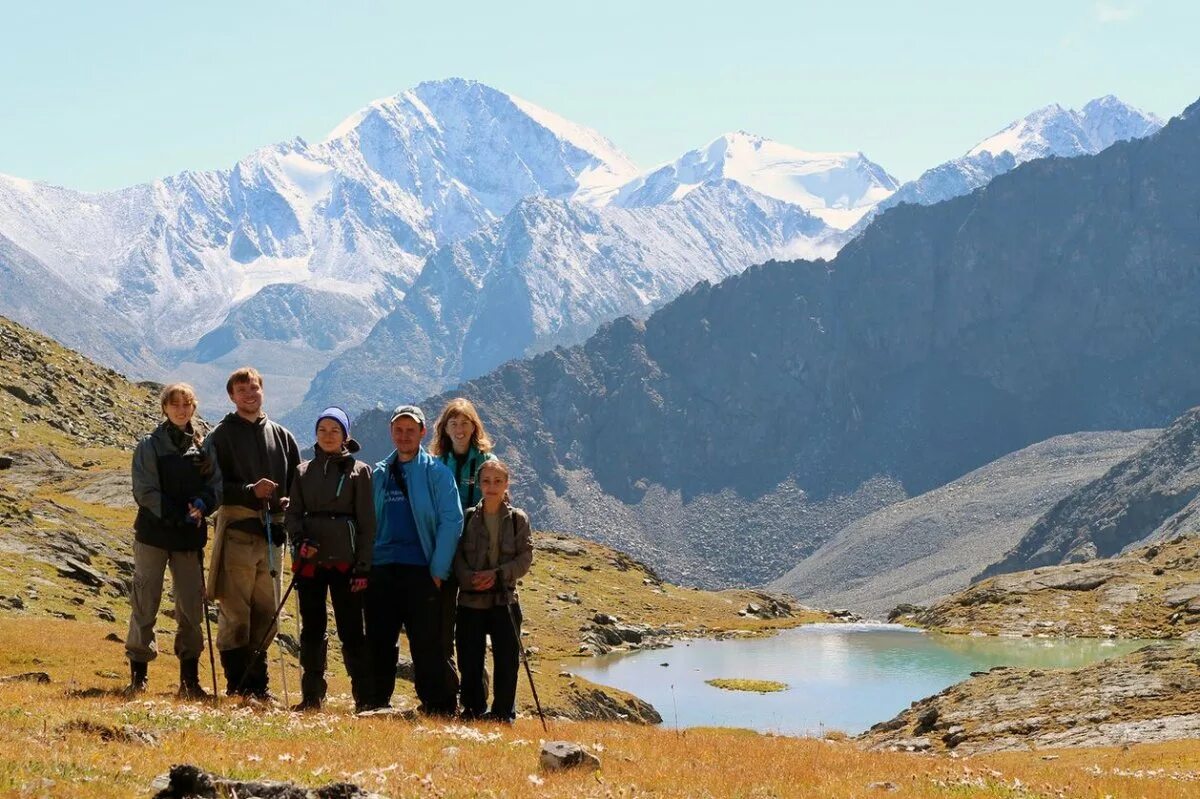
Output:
top-left (151, 764), bottom-right (384, 798)
top-left (539, 741), bottom-right (601, 771)
top-left (0, 671), bottom-right (50, 684)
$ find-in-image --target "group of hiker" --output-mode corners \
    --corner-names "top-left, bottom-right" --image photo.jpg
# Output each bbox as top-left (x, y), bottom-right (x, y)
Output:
top-left (126, 366), bottom-right (533, 721)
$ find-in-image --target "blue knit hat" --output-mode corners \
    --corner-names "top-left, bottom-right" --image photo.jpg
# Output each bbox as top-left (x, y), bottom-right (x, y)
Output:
top-left (315, 406), bottom-right (350, 439)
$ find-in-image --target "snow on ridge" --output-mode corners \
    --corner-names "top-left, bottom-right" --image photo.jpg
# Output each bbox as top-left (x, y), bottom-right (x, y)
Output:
top-left (507, 92), bottom-right (639, 175)
top-left (613, 129), bottom-right (898, 229)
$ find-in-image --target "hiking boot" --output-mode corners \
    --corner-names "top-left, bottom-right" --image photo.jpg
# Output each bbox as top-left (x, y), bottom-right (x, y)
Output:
top-left (176, 658), bottom-right (209, 701)
top-left (128, 660), bottom-right (149, 694)
top-left (220, 647), bottom-right (249, 696)
top-left (291, 695), bottom-right (322, 712)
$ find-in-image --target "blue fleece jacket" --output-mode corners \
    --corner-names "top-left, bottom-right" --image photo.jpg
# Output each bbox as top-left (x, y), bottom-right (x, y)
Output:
top-left (372, 446), bottom-right (464, 580)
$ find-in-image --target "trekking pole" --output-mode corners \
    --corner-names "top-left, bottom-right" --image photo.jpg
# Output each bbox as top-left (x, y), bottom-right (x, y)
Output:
top-left (196, 547), bottom-right (219, 707)
top-left (290, 547), bottom-right (303, 701)
top-left (264, 502), bottom-right (290, 707)
top-left (499, 582), bottom-right (546, 731)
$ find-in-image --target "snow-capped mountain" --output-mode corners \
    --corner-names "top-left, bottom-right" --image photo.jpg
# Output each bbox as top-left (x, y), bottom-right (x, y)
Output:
top-left (0, 79), bottom-right (644, 410)
top-left (282, 179), bottom-right (841, 430)
top-left (869, 96), bottom-right (1163, 216)
top-left (612, 131), bottom-right (899, 229)
top-left (1, 79), bottom-right (1161, 426)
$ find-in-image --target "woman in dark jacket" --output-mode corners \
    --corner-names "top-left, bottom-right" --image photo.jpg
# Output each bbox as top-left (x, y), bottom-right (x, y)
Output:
top-left (453, 458), bottom-right (533, 722)
top-left (126, 383), bottom-right (220, 698)
top-left (285, 407), bottom-right (376, 712)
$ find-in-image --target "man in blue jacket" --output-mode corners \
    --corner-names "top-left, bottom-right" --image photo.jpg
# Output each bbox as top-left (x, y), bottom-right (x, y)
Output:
top-left (363, 405), bottom-right (464, 714)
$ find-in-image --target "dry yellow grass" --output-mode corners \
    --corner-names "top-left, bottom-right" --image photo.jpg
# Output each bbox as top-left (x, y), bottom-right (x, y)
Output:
top-left (2, 617), bottom-right (1200, 798)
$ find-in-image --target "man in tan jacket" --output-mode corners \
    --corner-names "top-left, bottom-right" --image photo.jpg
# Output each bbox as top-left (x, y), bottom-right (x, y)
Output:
top-left (204, 367), bottom-right (300, 699)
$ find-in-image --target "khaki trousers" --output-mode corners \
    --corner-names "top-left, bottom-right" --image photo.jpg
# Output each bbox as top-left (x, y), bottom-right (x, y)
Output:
top-left (125, 540), bottom-right (205, 663)
top-left (214, 526), bottom-right (282, 652)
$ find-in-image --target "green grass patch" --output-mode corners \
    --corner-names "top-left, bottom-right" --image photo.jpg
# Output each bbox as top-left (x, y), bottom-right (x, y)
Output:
top-left (705, 678), bottom-right (787, 693)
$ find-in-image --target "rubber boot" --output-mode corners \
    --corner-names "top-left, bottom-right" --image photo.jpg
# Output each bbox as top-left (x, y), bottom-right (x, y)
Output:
top-left (177, 658), bottom-right (209, 700)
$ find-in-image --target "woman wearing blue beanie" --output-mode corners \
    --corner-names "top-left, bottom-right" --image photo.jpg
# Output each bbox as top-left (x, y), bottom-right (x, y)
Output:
top-left (284, 407), bottom-right (376, 711)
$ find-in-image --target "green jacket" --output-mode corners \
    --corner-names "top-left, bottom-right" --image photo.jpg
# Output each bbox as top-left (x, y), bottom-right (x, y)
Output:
top-left (438, 446), bottom-right (495, 509)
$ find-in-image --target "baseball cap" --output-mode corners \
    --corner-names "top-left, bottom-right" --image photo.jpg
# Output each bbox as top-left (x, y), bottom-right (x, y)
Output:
top-left (390, 404), bottom-right (426, 426)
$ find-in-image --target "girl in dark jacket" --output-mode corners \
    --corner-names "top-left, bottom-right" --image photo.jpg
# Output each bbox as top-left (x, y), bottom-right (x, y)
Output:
top-left (126, 383), bottom-right (220, 698)
top-left (452, 458), bottom-right (533, 722)
top-left (285, 407), bottom-right (376, 712)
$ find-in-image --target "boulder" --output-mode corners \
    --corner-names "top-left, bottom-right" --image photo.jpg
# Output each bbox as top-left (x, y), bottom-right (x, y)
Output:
top-left (539, 741), bottom-right (601, 771)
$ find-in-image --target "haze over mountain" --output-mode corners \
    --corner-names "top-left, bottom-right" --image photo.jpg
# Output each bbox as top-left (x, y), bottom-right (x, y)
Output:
top-left (350, 97), bottom-right (1200, 589)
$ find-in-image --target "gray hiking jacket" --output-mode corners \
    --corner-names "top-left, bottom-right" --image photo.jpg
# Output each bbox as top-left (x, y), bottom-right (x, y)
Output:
top-left (285, 447), bottom-right (375, 574)
top-left (453, 501), bottom-right (533, 609)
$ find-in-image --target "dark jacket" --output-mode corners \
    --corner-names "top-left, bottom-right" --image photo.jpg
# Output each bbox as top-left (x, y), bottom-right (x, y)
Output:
top-left (204, 412), bottom-right (300, 536)
top-left (131, 421), bottom-right (221, 551)
top-left (453, 500), bottom-right (532, 609)
top-left (285, 446), bottom-right (376, 574)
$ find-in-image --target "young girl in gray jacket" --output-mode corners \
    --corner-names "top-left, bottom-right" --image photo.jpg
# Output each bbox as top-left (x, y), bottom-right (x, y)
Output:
top-left (452, 458), bottom-right (532, 722)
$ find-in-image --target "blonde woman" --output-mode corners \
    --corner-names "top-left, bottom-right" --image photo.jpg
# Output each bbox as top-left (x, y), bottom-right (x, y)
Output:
top-left (430, 398), bottom-right (495, 509)
top-left (453, 458), bottom-right (532, 722)
top-left (127, 383), bottom-right (220, 698)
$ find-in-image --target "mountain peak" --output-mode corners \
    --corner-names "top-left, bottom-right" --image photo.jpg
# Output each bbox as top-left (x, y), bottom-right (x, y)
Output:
top-left (968, 96), bottom-right (1162, 162)
top-left (614, 132), bottom-right (896, 229)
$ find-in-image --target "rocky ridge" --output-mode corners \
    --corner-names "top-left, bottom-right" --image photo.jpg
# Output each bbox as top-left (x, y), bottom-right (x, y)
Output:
top-left (982, 406), bottom-right (1200, 580)
top-left (860, 644), bottom-right (1200, 754)
top-left (898, 534), bottom-right (1200, 639)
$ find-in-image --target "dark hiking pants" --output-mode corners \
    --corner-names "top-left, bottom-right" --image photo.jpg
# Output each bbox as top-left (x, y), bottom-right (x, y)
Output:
top-left (297, 568), bottom-right (370, 707)
top-left (364, 564), bottom-right (458, 713)
top-left (456, 602), bottom-right (521, 720)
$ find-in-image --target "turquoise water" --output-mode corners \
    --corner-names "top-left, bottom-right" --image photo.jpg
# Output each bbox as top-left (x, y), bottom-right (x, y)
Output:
top-left (566, 624), bottom-right (1152, 736)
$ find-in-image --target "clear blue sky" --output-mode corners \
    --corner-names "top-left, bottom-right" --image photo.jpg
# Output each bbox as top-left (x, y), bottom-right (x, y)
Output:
top-left (2, 0), bottom-right (1197, 191)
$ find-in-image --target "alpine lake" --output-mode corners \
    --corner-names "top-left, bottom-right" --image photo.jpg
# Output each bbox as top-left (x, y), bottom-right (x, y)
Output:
top-left (566, 623), bottom-right (1155, 736)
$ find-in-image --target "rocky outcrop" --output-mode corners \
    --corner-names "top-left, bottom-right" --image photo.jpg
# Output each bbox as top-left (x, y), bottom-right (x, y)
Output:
top-left (859, 644), bottom-right (1200, 753)
top-left (0, 315), bottom-right (160, 450)
top-left (354, 98), bottom-right (1200, 589)
top-left (912, 535), bottom-right (1200, 638)
top-left (981, 407), bottom-right (1200, 580)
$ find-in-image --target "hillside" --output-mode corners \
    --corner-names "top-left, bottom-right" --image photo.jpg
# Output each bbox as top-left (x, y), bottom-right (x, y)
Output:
top-left (900, 534), bottom-right (1200, 639)
top-left (774, 430), bottom-right (1159, 617)
top-left (355, 96), bottom-right (1200, 590)
top-left (982, 406), bottom-right (1200, 579)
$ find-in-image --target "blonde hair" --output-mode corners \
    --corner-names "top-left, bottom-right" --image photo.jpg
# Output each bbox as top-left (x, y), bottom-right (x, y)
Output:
top-left (159, 382), bottom-right (198, 413)
top-left (430, 398), bottom-right (494, 457)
